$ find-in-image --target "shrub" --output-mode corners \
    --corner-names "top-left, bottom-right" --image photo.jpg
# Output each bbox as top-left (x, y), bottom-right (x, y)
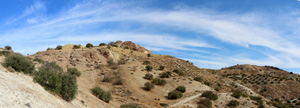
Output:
top-left (160, 103), bottom-right (168, 107)
top-left (215, 87), bottom-right (220, 91)
top-left (231, 90), bottom-right (243, 99)
top-left (73, 45), bottom-right (81, 49)
top-left (173, 69), bottom-right (184, 76)
top-left (153, 78), bottom-right (167, 85)
top-left (5, 46), bottom-right (12, 50)
top-left (144, 82), bottom-right (154, 91)
top-left (91, 87), bottom-right (112, 103)
top-left (228, 100), bottom-right (239, 107)
top-left (86, 43), bottom-right (93, 48)
top-left (102, 76), bottom-right (111, 82)
top-left (61, 74), bottom-right (78, 101)
top-left (99, 43), bottom-right (107, 46)
top-left (167, 90), bottom-right (183, 99)
top-left (144, 73), bottom-right (153, 80)
top-left (199, 99), bottom-right (212, 108)
top-left (147, 54), bottom-right (151, 57)
top-left (0, 51), bottom-right (11, 56)
top-left (143, 61), bottom-right (151, 65)
top-left (113, 79), bottom-right (123, 85)
top-left (194, 77), bottom-right (203, 82)
top-left (55, 45), bottom-right (63, 50)
top-left (197, 105), bottom-right (209, 108)
top-left (33, 58), bottom-right (45, 64)
top-left (120, 104), bottom-right (141, 108)
top-left (160, 72), bottom-right (171, 78)
top-left (201, 91), bottom-right (218, 100)
top-left (146, 65), bottom-right (153, 71)
top-left (250, 96), bottom-right (263, 106)
top-left (67, 68), bottom-right (81, 77)
top-left (204, 81), bottom-right (211, 86)
top-left (159, 65), bottom-right (165, 71)
top-left (176, 86), bottom-right (186, 93)
top-left (2, 54), bottom-right (35, 74)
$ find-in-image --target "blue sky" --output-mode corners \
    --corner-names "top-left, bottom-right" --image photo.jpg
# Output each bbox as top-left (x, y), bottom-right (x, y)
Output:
top-left (1, 0), bottom-right (300, 73)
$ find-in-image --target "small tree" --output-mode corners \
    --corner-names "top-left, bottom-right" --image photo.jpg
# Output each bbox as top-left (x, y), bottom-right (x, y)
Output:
top-left (167, 90), bottom-right (183, 99)
top-left (86, 43), bottom-right (94, 48)
top-left (144, 82), bottom-right (154, 91)
top-left (144, 73), bottom-right (153, 80)
top-left (146, 65), bottom-right (153, 71)
top-left (176, 86), bottom-right (186, 93)
top-left (55, 45), bottom-right (63, 50)
top-left (5, 46), bottom-right (12, 50)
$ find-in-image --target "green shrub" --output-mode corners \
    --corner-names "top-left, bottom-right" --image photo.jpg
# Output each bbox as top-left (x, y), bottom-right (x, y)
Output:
top-left (102, 76), bottom-right (111, 82)
top-left (231, 90), bottom-right (243, 99)
top-left (204, 81), bottom-right (211, 86)
top-left (2, 54), bottom-right (35, 74)
top-left (144, 82), bottom-right (154, 91)
top-left (146, 65), bottom-right (153, 71)
top-left (0, 51), bottom-right (11, 56)
top-left (250, 96), bottom-right (264, 106)
top-left (147, 54), bottom-right (151, 57)
top-left (160, 72), bottom-right (171, 78)
top-left (194, 77), bottom-right (203, 82)
top-left (144, 73), bottom-right (153, 80)
top-left (199, 99), bottom-right (212, 108)
top-left (176, 86), bottom-right (186, 93)
top-left (215, 87), bottom-right (220, 91)
top-left (91, 87), bottom-right (112, 103)
top-left (143, 61), bottom-right (151, 65)
top-left (197, 104), bottom-right (209, 108)
top-left (67, 68), bottom-right (81, 77)
top-left (61, 74), bottom-right (78, 101)
top-left (153, 78), bottom-right (166, 85)
top-left (113, 79), bottom-right (123, 85)
top-left (55, 45), bottom-right (63, 50)
top-left (167, 90), bottom-right (183, 99)
top-left (120, 104), bottom-right (141, 108)
top-left (228, 100), bottom-right (239, 107)
top-left (33, 58), bottom-right (45, 64)
top-left (86, 43), bottom-right (94, 48)
top-left (160, 103), bottom-right (168, 107)
top-left (159, 65), bottom-right (165, 71)
top-left (99, 43), bottom-right (107, 46)
top-left (73, 45), bottom-right (81, 49)
top-left (201, 91), bottom-right (218, 100)
top-left (5, 46), bottom-right (12, 50)
top-left (173, 69), bottom-right (184, 76)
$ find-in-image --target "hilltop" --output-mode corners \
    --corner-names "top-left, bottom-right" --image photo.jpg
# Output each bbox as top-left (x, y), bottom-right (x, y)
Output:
top-left (0, 41), bottom-right (299, 108)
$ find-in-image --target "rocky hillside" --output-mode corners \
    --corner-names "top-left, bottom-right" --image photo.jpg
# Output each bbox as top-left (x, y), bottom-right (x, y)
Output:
top-left (0, 41), bottom-right (299, 108)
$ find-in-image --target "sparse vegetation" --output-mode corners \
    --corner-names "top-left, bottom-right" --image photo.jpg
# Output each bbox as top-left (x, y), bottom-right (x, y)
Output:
top-left (201, 91), bottom-right (218, 100)
top-left (67, 68), bottom-right (81, 77)
top-left (176, 86), bottom-right (186, 93)
top-left (160, 72), bottom-right (171, 78)
top-left (167, 90), bottom-right (183, 99)
top-left (228, 100), bottom-right (239, 107)
top-left (33, 58), bottom-right (45, 63)
top-left (120, 104), bottom-right (141, 108)
top-left (2, 54), bottom-right (35, 74)
top-left (0, 50), bottom-right (11, 56)
top-left (215, 87), bottom-right (220, 91)
top-left (194, 77), bottom-right (203, 82)
top-left (143, 60), bottom-right (151, 65)
top-left (5, 46), bottom-right (12, 50)
top-left (86, 43), bottom-right (94, 48)
top-left (55, 45), bottom-right (63, 50)
top-left (250, 96), bottom-right (264, 108)
top-left (73, 44), bottom-right (81, 49)
top-left (144, 82), bottom-right (154, 91)
top-left (204, 81), bottom-right (211, 86)
top-left (147, 54), bottom-right (151, 57)
top-left (99, 43), bottom-right (107, 46)
top-left (145, 65), bottom-right (153, 71)
top-left (199, 98), bottom-right (212, 108)
top-left (153, 78), bottom-right (166, 85)
top-left (102, 76), bottom-right (111, 82)
top-left (173, 69), bottom-right (184, 76)
top-left (113, 79), bottom-right (123, 85)
top-left (231, 90), bottom-right (243, 99)
top-left (91, 87), bottom-right (112, 103)
top-left (159, 65), bottom-right (165, 71)
top-left (144, 73), bottom-right (153, 80)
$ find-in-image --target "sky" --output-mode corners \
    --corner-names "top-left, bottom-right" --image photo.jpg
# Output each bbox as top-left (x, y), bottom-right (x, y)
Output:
top-left (1, 0), bottom-right (300, 73)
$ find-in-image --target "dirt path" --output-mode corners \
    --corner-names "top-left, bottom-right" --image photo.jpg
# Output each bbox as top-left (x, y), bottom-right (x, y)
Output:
top-left (170, 93), bottom-right (202, 107)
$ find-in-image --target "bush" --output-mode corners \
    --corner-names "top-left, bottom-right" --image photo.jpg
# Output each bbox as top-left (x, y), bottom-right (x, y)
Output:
top-left (204, 81), bottom-right (211, 86)
top-left (2, 54), bottom-right (35, 74)
top-left (0, 51), bottom-right (11, 56)
top-left (73, 45), bottom-right (81, 49)
top-left (86, 43), bottom-right (93, 48)
top-left (153, 78), bottom-right (166, 85)
top-left (167, 90), bottom-right (183, 99)
top-left (102, 76), bottom-right (111, 82)
top-left (215, 87), bottom-right (220, 91)
top-left (159, 65), bottom-right (165, 71)
top-left (113, 79), bottom-right (123, 85)
top-left (91, 87), bottom-right (112, 103)
top-left (143, 61), bottom-right (151, 65)
top-left (176, 86), bottom-right (186, 93)
top-left (231, 90), bottom-right (243, 99)
top-left (173, 69), bottom-right (184, 76)
top-left (147, 54), bottom-right (151, 57)
top-left (201, 91), bottom-right (218, 100)
top-left (5, 46), bottom-right (12, 50)
top-left (120, 104), bottom-right (141, 108)
top-left (99, 43), bottom-right (107, 46)
top-left (228, 100), bottom-right (239, 107)
top-left (144, 73), bottom-right (153, 80)
top-left (144, 82), bottom-right (154, 91)
top-left (194, 77), bottom-right (203, 82)
top-left (197, 105), bottom-right (209, 108)
top-left (160, 103), bottom-right (168, 107)
top-left (61, 74), bottom-right (78, 101)
top-left (146, 65), bottom-right (153, 71)
top-left (199, 99), bottom-right (212, 108)
top-left (33, 58), bottom-right (45, 64)
top-left (55, 45), bottom-right (63, 50)
top-left (160, 72), bottom-right (171, 78)
top-left (67, 68), bottom-right (81, 77)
